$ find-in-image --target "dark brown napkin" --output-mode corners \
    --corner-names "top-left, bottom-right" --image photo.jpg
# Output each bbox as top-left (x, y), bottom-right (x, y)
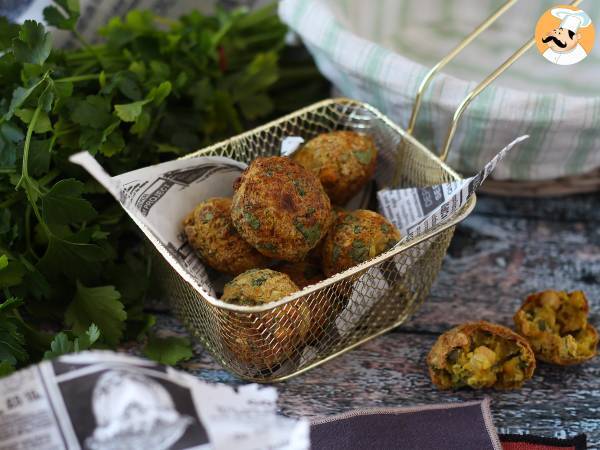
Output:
top-left (310, 399), bottom-right (501, 450)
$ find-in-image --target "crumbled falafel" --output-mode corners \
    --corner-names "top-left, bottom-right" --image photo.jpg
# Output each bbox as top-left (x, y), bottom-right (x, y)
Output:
top-left (292, 131), bottom-right (377, 205)
top-left (231, 156), bottom-right (333, 262)
top-left (428, 321), bottom-right (536, 390)
top-left (183, 197), bottom-right (269, 275)
top-left (514, 290), bottom-right (598, 365)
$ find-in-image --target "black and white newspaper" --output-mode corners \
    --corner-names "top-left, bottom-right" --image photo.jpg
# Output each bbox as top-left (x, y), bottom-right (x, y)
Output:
top-left (0, 351), bottom-right (308, 450)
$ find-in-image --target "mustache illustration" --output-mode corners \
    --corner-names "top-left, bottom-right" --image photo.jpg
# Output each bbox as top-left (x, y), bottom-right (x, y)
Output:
top-left (542, 35), bottom-right (567, 48)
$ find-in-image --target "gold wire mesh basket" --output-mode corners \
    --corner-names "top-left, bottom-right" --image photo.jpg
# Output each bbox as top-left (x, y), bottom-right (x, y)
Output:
top-left (150, 98), bottom-right (474, 382)
top-left (149, 0), bottom-right (563, 382)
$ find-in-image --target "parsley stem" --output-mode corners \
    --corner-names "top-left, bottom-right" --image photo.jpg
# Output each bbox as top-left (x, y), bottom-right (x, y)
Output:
top-left (55, 73), bottom-right (112, 83)
top-left (24, 205), bottom-right (39, 261)
top-left (0, 193), bottom-right (22, 208)
top-left (73, 30), bottom-right (104, 66)
top-left (19, 106), bottom-right (42, 185)
top-left (17, 105), bottom-right (50, 236)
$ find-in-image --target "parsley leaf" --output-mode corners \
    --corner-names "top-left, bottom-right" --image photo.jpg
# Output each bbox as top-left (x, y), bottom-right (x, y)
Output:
top-left (43, 323), bottom-right (100, 359)
top-left (12, 20), bottom-right (52, 65)
top-left (0, 297), bottom-right (27, 367)
top-left (143, 334), bottom-right (193, 365)
top-left (41, 179), bottom-right (97, 225)
top-left (65, 282), bottom-right (126, 346)
top-left (43, 0), bottom-right (81, 31)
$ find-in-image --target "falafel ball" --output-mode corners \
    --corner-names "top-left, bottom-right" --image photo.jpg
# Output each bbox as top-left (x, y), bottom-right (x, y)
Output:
top-left (220, 269), bottom-right (310, 369)
top-left (278, 260), bottom-right (347, 342)
top-left (292, 131), bottom-right (377, 205)
top-left (427, 321), bottom-right (536, 390)
top-left (278, 260), bottom-right (325, 289)
top-left (322, 209), bottom-right (401, 277)
top-left (183, 198), bottom-right (269, 275)
top-left (231, 156), bottom-right (333, 262)
top-left (514, 290), bottom-right (598, 365)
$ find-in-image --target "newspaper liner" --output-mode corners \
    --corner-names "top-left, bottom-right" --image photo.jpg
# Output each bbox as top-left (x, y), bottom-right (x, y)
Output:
top-left (0, 351), bottom-right (309, 450)
top-left (69, 134), bottom-right (528, 333)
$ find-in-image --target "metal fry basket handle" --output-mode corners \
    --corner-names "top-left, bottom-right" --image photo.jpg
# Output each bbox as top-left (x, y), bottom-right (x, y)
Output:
top-left (407, 0), bottom-right (584, 163)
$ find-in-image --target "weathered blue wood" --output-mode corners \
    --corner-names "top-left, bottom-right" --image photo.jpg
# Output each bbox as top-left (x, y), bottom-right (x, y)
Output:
top-left (135, 192), bottom-right (600, 447)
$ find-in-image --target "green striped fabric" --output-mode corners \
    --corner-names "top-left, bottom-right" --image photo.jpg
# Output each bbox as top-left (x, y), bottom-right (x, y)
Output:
top-left (279, 0), bottom-right (600, 180)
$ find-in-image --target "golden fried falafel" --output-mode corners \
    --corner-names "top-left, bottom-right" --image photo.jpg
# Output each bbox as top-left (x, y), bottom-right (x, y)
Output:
top-left (514, 290), bottom-right (598, 365)
top-left (220, 269), bottom-right (310, 369)
top-left (321, 209), bottom-right (401, 277)
top-left (183, 198), bottom-right (269, 275)
top-left (292, 131), bottom-right (377, 205)
top-left (278, 260), bottom-right (325, 289)
top-left (231, 156), bottom-right (333, 262)
top-left (427, 321), bottom-right (536, 390)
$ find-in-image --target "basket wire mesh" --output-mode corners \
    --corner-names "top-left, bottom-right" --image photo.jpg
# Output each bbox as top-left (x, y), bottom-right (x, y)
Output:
top-left (149, 99), bottom-right (473, 382)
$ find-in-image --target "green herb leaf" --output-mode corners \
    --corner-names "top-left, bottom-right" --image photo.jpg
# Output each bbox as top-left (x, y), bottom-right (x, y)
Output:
top-left (12, 20), bottom-right (52, 65)
top-left (0, 121), bottom-right (24, 167)
top-left (244, 211), bottom-right (261, 230)
top-left (15, 108), bottom-right (52, 133)
top-left (0, 297), bottom-right (27, 366)
top-left (41, 179), bottom-right (97, 225)
top-left (350, 239), bottom-right (369, 262)
top-left (0, 256), bottom-right (26, 288)
top-left (143, 334), bottom-right (193, 365)
top-left (294, 220), bottom-right (321, 246)
top-left (0, 361), bottom-right (15, 377)
top-left (43, 324), bottom-right (100, 359)
top-left (114, 99), bottom-right (151, 122)
top-left (38, 234), bottom-right (107, 283)
top-left (70, 95), bottom-right (113, 129)
top-left (353, 150), bottom-right (372, 165)
top-left (43, 0), bottom-right (80, 31)
top-left (65, 282), bottom-right (126, 346)
top-left (0, 17), bottom-right (20, 50)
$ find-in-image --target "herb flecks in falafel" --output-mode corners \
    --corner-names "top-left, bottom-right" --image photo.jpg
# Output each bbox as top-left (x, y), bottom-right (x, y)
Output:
top-left (231, 156), bottom-right (332, 262)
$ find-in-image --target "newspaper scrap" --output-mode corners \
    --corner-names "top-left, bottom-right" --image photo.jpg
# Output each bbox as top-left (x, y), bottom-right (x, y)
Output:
top-left (0, 351), bottom-right (309, 450)
top-left (378, 135), bottom-right (530, 238)
top-left (280, 136), bottom-right (304, 156)
top-left (335, 135), bottom-right (530, 336)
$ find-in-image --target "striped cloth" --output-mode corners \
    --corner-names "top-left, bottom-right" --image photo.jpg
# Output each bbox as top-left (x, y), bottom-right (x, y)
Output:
top-left (279, 0), bottom-right (600, 181)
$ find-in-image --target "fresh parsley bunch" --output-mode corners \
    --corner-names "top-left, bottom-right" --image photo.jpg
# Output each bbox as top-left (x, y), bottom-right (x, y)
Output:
top-left (0, 0), bottom-right (327, 373)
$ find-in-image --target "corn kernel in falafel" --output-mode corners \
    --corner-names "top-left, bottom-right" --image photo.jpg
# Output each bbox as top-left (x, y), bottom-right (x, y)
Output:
top-left (292, 131), bottom-right (377, 205)
top-left (183, 198), bottom-right (269, 275)
top-left (427, 321), bottom-right (536, 390)
top-left (231, 156), bottom-right (333, 262)
top-left (321, 209), bottom-right (400, 277)
top-left (514, 290), bottom-right (598, 365)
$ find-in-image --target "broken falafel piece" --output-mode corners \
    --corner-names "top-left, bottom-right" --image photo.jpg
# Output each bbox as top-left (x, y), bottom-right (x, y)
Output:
top-left (514, 290), bottom-right (598, 365)
top-left (428, 321), bottom-right (536, 390)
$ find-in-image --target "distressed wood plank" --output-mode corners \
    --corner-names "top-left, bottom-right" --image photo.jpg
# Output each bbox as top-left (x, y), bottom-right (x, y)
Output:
top-left (133, 192), bottom-right (600, 446)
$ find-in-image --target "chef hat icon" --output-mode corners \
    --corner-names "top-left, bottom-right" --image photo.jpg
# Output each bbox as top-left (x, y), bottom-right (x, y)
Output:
top-left (85, 370), bottom-right (192, 450)
top-left (551, 8), bottom-right (592, 33)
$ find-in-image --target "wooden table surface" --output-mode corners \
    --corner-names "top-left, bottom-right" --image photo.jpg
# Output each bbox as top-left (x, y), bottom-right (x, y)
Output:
top-left (140, 192), bottom-right (600, 447)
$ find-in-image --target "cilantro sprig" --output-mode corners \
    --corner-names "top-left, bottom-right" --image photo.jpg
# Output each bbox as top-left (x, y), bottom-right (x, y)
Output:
top-left (0, 1), bottom-right (328, 372)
